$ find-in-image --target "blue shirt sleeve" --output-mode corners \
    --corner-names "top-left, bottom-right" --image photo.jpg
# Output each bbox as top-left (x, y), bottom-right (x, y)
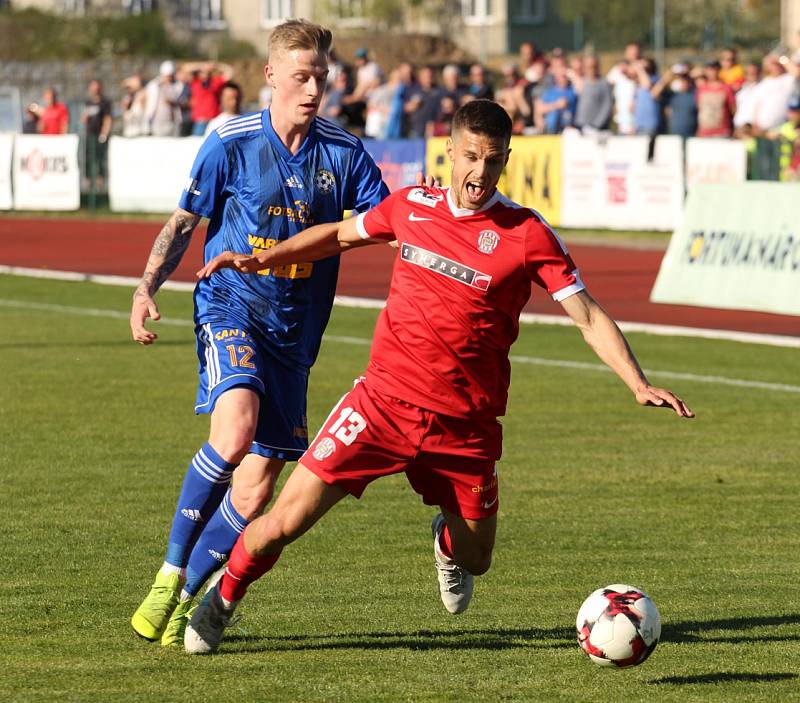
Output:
top-left (178, 132), bottom-right (229, 218)
top-left (346, 143), bottom-right (390, 213)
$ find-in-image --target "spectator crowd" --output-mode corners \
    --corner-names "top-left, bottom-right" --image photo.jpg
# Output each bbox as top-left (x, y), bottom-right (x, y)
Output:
top-left (20, 41), bottom-right (800, 183)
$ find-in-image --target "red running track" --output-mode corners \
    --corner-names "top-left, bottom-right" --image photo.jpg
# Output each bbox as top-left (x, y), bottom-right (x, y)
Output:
top-left (1, 217), bottom-right (798, 338)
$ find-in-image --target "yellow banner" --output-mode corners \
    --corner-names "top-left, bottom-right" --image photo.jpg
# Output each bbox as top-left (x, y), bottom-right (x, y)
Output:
top-left (425, 135), bottom-right (561, 225)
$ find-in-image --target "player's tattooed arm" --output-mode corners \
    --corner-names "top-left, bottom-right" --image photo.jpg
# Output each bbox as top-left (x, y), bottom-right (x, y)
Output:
top-left (130, 208), bottom-right (201, 345)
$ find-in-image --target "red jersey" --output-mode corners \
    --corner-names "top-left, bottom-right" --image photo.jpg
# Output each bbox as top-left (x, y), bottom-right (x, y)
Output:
top-left (355, 185), bottom-right (584, 419)
top-left (191, 75), bottom-right (226, 122)
top-left (40, 102), bottom-right (69, 135)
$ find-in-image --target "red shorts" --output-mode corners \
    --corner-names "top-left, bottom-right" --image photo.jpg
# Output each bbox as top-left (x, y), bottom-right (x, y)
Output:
top-left (301, 379), bottom-right (502, 520)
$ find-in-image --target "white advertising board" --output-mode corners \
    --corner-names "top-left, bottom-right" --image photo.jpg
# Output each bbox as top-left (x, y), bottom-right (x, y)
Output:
top-left (109, 136), bottom-right (204, 213)
top-left (685, 138), bottom-right (747, 191)
top-left (12, 134), bottom-right (80, 210)
top-left (651, 182), bottom-right (800, 316)
top-left (0, 134), bottom-right (13, 210)
top-left (560, 133), bottom-right (684, 231)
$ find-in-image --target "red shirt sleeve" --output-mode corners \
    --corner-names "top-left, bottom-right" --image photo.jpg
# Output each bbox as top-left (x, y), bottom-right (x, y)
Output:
top-left (524, 219), bottom-right (584, 301)
top-left (355, 189), bottom-right (401, 242)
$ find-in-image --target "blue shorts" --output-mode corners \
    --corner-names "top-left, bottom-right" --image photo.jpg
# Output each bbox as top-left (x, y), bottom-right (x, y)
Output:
top-left (194, 322), bottom-right (309, 461)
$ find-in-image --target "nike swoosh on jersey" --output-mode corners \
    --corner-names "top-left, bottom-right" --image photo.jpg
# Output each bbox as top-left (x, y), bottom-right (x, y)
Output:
top-left (483, 497), bottom-right (498, 509)
top-left (408, 212), bottom-right (433, 222)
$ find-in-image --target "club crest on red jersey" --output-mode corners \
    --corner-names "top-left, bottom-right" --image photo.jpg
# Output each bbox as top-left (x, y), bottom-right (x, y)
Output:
top-left (313, 437), bottom-right (336, 460)
top-left (477, 229), bottom-right (499, 254)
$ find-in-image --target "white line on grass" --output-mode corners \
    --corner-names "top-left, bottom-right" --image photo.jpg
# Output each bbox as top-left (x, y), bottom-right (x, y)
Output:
top-left (2, 265), bottom-right (799, 349)
top-left (1, 297), bottom-right (798, 395)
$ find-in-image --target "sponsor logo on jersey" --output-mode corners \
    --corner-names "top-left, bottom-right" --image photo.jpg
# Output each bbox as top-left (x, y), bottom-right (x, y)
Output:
top-left (408, 212), bottom-right (432, 222)
top-left (400, 244), bottom-right (492, 291)
top-left (407, 188), bottom-right (443, 208)
top-left (314, 168), bottom-right (336, 194)
top-left (184, 177), bottom-right (201, 196)
top-left (312, 437), bottom-right (336, 460)
top-left (213, 328), bottom-right (252, 342)
top-left (477, 229), bottom-right (499, 254)
top-left (181, 508), bottom-right (203, 522)
top-left (285, 174), bottom-right (304, 189)
top-left (471, 475), bottom-right (498, 494)
top-left (208, 549), bottom-right (227, 562)
top-left (267, 200), bottom-right (311, 224)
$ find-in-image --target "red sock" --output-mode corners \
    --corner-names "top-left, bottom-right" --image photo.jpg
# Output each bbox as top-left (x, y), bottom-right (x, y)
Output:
top-left (438, 524), bottom-right (454, 559)
top-left (219, 534), bottom-right (281, 603)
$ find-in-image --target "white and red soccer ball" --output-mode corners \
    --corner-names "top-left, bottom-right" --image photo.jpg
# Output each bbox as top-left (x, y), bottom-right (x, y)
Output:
top-left (576, 584), bottom-right (661, 667)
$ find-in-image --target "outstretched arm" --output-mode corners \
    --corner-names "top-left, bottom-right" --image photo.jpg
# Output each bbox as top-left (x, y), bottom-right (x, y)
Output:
top-left (196, 216), bottom-right (379, 278)
top-left (560, 290), bottom-right (694, 417)
top-left (130, 207), bottom-right (202, 345)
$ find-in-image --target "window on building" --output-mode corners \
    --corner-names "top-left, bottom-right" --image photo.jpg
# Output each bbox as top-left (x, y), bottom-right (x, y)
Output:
top-left (511, 0), bottom-right (546, 24)
top-left (330, 0), bottom-right (367, 28)
top-left (123, 0), bottom-right (158, 15)
top-left (61, 0), bottom-right (87, 15)
top-left (461, 0), bottom-right (494, 24)
top-left (261, 0), bottom-right (294, 28)
top-left (191, 0), bottom-right (227, 30)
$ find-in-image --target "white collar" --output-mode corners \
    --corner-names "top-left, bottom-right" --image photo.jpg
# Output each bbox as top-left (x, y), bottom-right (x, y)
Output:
top-left (446, 187), bottom-right (501, 218)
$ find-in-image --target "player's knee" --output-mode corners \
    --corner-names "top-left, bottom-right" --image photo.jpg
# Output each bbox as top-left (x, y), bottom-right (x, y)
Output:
top-left (248, 508), bottom-right (302, 552)
top-left (457, 546), bottom-right (493, 576)
top-left (209, 428), bottom-right (254, 465)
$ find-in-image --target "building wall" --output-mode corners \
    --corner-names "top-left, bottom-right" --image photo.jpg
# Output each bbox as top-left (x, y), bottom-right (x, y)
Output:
top-left (783, 0), bottom-right (800, 49)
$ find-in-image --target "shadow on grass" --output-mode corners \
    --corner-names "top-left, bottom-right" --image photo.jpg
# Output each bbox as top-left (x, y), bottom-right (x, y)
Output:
top-left (664, 614), bottom-right (800, 644)
top-left (651, 672), bottom-right (797, 685)
top-left (224, 613), bottom-right (800, 655)
top-left (225, 625), bottom-right (576, 654)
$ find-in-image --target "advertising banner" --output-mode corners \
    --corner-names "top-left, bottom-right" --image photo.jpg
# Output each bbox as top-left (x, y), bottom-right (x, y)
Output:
top-left (109, 136), bottom-right (203, 212)
top-left (13, 134), bottom-right (80, 210)
top-left (560, 133), bottom-right (684, 231)
top-left (685, 138), bottom-right (747, 191)
top-left (363, 139), bottom-right (426, 192)
top-left (651, 182), bottom-right (800, 316)
top-left (0, 134), bottom-right (13, 210)
top-left (425, 135), bottom-right (562, 225)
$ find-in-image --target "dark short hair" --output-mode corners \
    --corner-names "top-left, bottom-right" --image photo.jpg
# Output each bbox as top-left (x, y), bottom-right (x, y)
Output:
top-left (451, 99), bottom-right (512, 145)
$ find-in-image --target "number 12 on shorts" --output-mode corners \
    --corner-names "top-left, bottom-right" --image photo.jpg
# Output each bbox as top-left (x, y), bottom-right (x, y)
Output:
top-left (328, 406), bottom-right (367, 446)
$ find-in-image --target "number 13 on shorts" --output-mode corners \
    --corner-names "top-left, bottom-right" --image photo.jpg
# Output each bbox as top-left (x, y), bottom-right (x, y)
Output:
top-left (328, 407), bottom-right (367, 446)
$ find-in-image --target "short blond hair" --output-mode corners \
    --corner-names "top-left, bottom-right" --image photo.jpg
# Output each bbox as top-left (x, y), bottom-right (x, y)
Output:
top-left (267, 19), bottom-right (332, 61)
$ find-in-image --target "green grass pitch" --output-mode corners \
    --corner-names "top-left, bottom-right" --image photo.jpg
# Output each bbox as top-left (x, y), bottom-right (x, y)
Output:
top-left (1, 273), bottom-right (799, 702)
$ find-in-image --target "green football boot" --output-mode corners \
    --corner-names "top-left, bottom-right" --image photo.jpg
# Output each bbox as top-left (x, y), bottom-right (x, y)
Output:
top-left (131, 571), bottom-right (182, 641)
top-left (160, 598), bottom-right (196, 648)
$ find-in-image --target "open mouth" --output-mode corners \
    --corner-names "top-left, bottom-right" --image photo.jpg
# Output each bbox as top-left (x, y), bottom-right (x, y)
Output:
top-left (465, 181), bottom-right (486, 204)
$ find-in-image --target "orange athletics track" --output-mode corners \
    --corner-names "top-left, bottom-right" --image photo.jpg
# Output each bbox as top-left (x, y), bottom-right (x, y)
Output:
top-left (1, 216), bottom-right (798, 339)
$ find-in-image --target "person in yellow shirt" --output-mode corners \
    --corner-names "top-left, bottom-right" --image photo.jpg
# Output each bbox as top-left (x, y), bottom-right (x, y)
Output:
top-left (719, 47), bottom-right (744, 92)
top-left (772, 96), bottom-right (800, 180)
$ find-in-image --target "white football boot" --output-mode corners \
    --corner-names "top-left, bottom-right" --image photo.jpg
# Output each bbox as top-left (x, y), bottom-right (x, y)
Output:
top-left (184, 583), bottom-right (238, 654)
top-left (431, 513), bottom-right (474, 614)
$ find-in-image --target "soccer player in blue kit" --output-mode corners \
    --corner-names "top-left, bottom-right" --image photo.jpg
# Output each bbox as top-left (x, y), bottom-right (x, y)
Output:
top-left (129, 19), bottom-right (389, 646)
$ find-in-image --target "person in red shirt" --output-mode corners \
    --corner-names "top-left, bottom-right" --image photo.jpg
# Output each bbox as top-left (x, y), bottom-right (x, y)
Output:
top-left (696, 60), bottom-right (737, 137)
top-left (36, 87), bottom-right (69, 135)
top-left (185, 100), bottom-right (694, 654)
top-left (185, 60), bottom-right (235, 135)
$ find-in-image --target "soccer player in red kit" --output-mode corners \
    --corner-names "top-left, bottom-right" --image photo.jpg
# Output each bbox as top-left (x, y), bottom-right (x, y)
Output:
top-left (186, 100), bottom-right (694, 654)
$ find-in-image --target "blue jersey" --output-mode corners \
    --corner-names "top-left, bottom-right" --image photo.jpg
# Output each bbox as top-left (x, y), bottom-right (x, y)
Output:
top-left (180, 110), bottom-right (388, 370)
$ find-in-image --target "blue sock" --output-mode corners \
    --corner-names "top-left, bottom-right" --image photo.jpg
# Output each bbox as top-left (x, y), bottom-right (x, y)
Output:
top-left (184, 488), bottom-right (250, 596)
top-left (164, 443), bottom-right (237, 568)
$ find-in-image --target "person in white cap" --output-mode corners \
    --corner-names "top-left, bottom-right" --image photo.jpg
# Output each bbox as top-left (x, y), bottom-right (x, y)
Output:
top-left (144, 60), bottom-right (184, 136)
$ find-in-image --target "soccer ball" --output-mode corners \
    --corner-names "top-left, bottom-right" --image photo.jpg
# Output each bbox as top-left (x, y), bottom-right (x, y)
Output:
top-left (576, 584), bottom-right (661, 667)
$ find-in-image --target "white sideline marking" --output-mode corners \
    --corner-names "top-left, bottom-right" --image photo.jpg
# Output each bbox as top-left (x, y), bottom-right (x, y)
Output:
top-left (2, 266), bottom-right (799, 349)
top-left (1, 297), bottom-right (798, 395)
